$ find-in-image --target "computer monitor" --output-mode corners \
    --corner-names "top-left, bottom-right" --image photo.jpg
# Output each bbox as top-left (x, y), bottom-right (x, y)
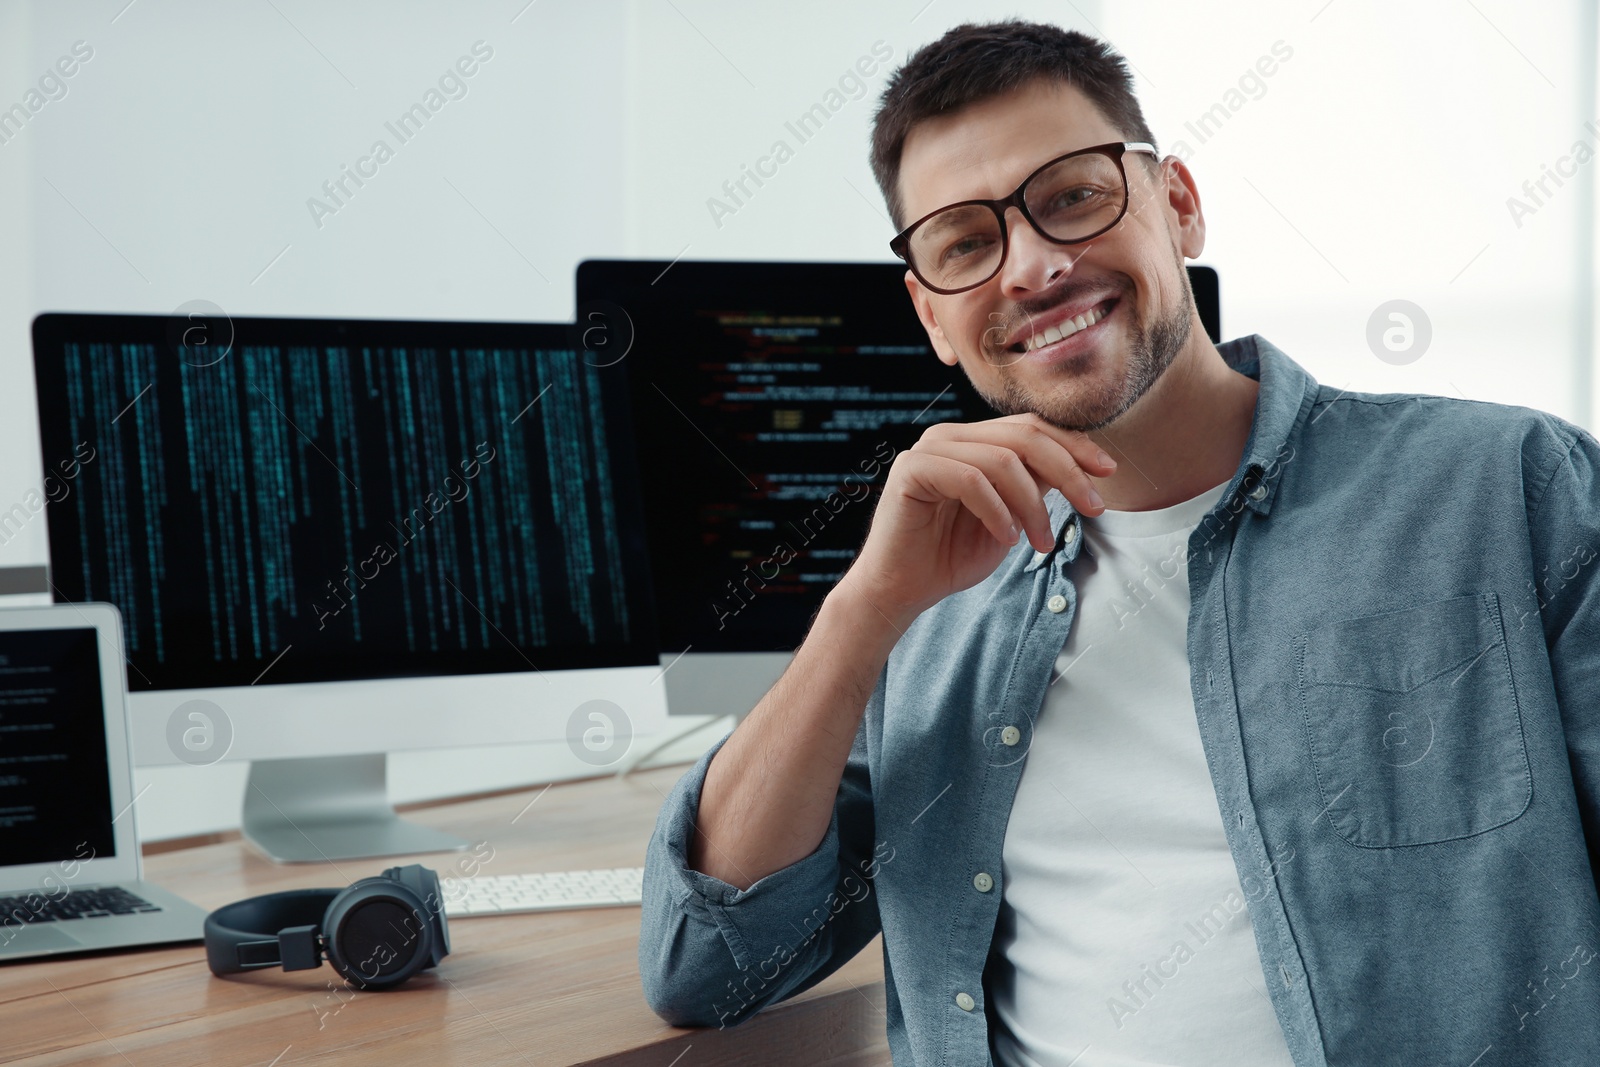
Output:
top-left (30, 312), bottom-right (660, 861)
top-left (576, 260), bottom-right (1221, 771)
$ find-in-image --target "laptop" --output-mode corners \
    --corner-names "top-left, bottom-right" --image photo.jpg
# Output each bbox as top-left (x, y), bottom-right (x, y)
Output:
top-left (0, 602), bottom-right (208, 960)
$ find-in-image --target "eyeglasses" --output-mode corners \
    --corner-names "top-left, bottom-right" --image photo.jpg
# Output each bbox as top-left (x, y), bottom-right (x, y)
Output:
top-left (890, 141), bottom-right (1159, 295)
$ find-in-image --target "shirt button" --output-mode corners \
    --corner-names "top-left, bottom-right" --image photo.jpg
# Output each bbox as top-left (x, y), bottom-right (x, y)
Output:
top-left (1249, 483), bottom-right (1267, 501)
top-left (973, 872), bottom-right (993, 892)
top-left (955, 991), bottom-right (976, 1011)
top-left (1064, 519), bottom-right (1078, 543)
top-left (1000, 725), bottom-right (1021, 746)
top-left (1046, 594), bottom-right (1067, 613)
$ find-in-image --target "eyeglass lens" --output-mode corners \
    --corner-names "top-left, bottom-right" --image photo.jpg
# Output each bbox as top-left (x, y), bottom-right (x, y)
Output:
top-left (907, 151), bottom-right (1126, 292)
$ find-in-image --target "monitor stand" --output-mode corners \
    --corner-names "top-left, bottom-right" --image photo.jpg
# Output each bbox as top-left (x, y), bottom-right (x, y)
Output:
top-left (241, 754), bottom-right (471, 863)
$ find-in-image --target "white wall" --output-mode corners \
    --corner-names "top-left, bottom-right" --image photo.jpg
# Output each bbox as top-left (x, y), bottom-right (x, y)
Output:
top-left (0, 1), bottom-right (38, 569)
top-left (1100, 0), bottom-right (1599, 426)
top-left (6, 0), bottom-right (1596, 841)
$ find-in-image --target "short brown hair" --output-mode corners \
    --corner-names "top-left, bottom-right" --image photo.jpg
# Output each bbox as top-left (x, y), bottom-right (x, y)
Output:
top-left (870, 20), bottom-right (1159, 231)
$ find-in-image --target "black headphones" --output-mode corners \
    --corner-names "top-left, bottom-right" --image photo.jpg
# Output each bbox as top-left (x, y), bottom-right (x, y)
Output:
top-left (204, 863), bottom-right (450, 990)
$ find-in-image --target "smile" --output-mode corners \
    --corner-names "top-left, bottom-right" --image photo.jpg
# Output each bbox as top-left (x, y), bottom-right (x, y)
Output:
top-left (1010, 297), bottom-right (1119, 356)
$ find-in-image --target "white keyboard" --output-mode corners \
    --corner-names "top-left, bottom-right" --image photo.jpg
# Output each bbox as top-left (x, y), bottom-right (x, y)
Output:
top-left (441, 867), bottom-right (645, 918)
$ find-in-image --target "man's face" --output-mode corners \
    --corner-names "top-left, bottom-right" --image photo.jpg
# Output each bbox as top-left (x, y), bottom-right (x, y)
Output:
top-left (896, 78), bottom-right (1205, 433)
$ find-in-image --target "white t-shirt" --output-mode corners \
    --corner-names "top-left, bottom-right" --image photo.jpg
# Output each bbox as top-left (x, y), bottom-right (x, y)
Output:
top-left (987, 478), bottom-right (1297, 1067)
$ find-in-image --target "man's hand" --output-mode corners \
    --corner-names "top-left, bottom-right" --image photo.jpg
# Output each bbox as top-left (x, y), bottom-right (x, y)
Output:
top-left (844, 412), bottom-right (1116, 626)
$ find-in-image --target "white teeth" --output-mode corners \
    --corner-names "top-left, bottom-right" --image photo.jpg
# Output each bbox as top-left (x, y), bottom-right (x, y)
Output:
top-left (1024, 303), bottom-right (1108, 351)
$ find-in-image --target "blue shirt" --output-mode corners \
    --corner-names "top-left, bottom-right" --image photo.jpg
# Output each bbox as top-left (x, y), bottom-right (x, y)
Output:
top-left (638, 334), bottom-right (1600, 1065)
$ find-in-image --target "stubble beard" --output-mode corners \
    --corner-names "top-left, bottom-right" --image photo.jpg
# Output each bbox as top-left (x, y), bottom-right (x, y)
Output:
top-left (973, 272), bottom-right (1195, 433)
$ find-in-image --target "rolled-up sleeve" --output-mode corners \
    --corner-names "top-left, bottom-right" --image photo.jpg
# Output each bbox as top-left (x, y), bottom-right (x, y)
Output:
top-left (637, 693), bottom-right (883, 1030)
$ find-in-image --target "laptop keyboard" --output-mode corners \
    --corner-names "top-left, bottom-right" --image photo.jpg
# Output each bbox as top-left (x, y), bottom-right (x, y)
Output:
top-left (0, 886), bottom-right (162, 924)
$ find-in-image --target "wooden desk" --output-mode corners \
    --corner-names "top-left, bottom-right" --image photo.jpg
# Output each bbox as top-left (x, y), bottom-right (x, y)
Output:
top-left (0, 762), bottom-right (890, 1066)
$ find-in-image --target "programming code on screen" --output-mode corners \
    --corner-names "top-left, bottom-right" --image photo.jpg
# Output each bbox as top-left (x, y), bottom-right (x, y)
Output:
top-left (37, 322), bottom-right (652, 690)
top-left (578, 261), bottom-right (999, 653)
top-left (676, 308), bottom-right (954, 585)
top-left (0, 627), bottom-right (114, 867)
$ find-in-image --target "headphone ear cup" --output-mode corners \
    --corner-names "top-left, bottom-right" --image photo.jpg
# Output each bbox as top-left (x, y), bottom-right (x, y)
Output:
top-left (321, 880), bottom-right (436, 990)
top-left (380, 863), bottom-right (450, 966)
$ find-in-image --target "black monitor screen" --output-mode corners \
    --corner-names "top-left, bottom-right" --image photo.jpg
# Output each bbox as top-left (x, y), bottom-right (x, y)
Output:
top-left (577, 260), bottom-right (1011, 654)
top-left (0, 626), bottom-right (115, 867)
top-left (31, 314), bottom-right (658, 690)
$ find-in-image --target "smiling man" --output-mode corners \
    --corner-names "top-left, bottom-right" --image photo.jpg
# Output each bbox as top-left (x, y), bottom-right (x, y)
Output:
top-left (639, 20), bottom-right (1600, 1067)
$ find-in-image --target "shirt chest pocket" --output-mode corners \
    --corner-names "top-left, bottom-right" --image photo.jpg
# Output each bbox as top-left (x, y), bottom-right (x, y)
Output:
top-left (1293, 591), bottom-right (1532, 848)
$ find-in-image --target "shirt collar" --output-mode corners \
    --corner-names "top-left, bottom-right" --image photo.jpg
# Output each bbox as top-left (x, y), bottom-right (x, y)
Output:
top-left (1024, 334), bottom-right (1317, 573)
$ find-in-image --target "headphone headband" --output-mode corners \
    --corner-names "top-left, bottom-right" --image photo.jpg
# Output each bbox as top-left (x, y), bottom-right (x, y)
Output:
top-left (205, 887), bottom-right (340, 973)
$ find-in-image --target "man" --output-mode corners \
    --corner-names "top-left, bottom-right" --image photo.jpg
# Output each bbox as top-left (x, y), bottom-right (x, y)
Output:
top-left (639, 19), bottom-right (1600, 1067)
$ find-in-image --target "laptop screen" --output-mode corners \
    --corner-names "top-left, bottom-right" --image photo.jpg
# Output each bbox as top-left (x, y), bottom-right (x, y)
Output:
top-left (0, 628), bottom-right (116, 868)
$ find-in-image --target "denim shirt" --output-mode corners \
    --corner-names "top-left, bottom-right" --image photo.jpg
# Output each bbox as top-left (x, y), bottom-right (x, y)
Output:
top-left (638, 334), bottom-right (1600, 1066)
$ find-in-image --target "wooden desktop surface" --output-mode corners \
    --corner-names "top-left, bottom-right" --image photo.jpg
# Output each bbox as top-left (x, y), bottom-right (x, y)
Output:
top-left (0, 762), bottom-right (890, 1066)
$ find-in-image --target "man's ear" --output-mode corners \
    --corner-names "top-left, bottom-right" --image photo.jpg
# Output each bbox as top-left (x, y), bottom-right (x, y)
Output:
top-left (904, 270), bottom-right (960, 367)
top-left (1163, 157), bottom-right (1206, 260)
top-left (1124, 156), bottom-right (1205, 261)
